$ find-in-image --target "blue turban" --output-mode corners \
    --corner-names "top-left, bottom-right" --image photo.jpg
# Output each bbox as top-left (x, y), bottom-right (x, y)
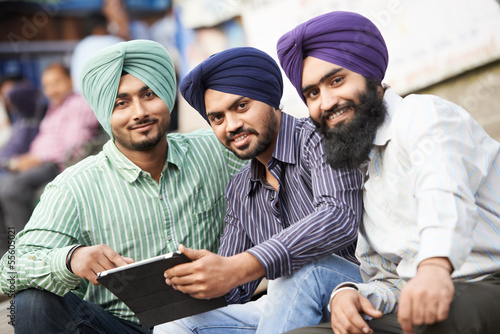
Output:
top-left (80, 39), bottom-right (176, 138)
top-left (277, 11), bottom-right (389, 103)
top-left (180, 47), bottom-right (283, 123)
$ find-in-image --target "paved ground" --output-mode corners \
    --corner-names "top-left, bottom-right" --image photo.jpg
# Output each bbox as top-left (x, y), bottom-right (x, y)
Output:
top-left (0, 296), bottom-right (14, 334)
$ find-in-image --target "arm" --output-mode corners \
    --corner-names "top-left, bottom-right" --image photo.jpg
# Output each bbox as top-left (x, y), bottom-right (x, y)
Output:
top-left (165, 191), bottom-right (265, 302)
top-left (0, 182), bottom-right (131, 295)
top-left (392, 96), bottom-right (481, 332)
top-left (0, 184), bottom-right (82, 295)
top-left (247, 137), bottom-right (363, 279)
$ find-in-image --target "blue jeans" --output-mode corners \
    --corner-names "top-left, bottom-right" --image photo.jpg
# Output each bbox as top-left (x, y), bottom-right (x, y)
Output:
top-left (14, 289), bottom-right (152, 334)
top-left (154, 254), bottom-right (361, 334)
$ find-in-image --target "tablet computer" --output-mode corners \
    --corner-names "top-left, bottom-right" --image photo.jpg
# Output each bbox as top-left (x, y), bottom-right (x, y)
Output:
top-left (97, 251), bottom-right (227, 328)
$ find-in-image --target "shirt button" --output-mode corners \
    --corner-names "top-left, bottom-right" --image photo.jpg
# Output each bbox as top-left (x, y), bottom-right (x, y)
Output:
top-left (270, 196), bottom-right (274, 201)
top-left (159, 195), bottom-right (163, 200)
top-left (166, 235), bottom-right (172, 241)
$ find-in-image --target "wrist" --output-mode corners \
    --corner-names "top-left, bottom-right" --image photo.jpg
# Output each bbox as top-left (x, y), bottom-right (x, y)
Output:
top-left (418, 258), bottom-right (453, 274)
top-left (66, 245), bottom-right (85, 274)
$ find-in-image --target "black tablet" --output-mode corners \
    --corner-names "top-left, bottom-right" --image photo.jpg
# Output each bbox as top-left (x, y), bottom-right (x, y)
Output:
top-left (97, 251), bottom-right (227, 328)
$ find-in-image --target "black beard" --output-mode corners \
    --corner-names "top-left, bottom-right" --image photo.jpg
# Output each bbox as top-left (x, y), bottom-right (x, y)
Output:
top-left (314, 78), bottom-right (387, 169)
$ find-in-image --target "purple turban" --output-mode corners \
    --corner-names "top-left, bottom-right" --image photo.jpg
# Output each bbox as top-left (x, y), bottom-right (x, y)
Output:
top-left (277, 11), bottom-right (388, 103)
top-left (180, 47), bottom-right (283, 123)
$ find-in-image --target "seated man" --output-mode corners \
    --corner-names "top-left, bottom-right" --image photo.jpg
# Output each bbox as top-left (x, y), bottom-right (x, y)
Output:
top-left (0, 64), bottom-right (99, 232)
top-left (276, 11), bottom-right (500, 334)
top-left (155, 47), bottom-right (363, 334)
top-left (0, 40), bottom-right (247, 333)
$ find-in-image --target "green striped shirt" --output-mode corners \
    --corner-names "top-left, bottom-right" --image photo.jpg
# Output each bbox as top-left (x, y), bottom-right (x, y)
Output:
top-left (0, 129), bottom-right (247, 324)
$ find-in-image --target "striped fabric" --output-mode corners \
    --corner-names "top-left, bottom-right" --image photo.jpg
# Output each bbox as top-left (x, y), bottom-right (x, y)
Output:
top-left (356, 89), bottom-right (500, 313)
top-left (220, 112), bottom-right (363, 304)
top-left (0, 129), bottom-right (247, 324)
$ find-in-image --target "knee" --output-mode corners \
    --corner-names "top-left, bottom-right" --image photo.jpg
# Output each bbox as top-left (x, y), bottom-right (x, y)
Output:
top-left (15, 289), bottom-right (62, 320)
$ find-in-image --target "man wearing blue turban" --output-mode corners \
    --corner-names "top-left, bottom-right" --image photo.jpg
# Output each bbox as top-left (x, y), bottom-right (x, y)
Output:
top-left (0, 40), bottom-right (247, 333)
top-left (155, 46), bottom-right (363, 333)
top-left (278, 11), bottom-right (500, 334)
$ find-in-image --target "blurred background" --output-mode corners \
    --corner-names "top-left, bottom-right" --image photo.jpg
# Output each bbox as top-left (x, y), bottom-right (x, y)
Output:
top-left (1, 0), bottom-right (500, 137)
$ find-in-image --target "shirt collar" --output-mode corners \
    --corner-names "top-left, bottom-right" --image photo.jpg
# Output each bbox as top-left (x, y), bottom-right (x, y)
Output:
top-left (373, 89), bottom-right (403, 147)
top-left (103, 137), bottom-right (178, 183)
top-left (245, 112), bottom-right (297, 195)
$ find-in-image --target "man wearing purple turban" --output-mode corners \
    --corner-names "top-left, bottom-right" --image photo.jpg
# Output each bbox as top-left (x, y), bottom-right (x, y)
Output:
top-left (155, 46), bottom-right (363, 334)
top-left (277, 10), bottom-right (500, 334)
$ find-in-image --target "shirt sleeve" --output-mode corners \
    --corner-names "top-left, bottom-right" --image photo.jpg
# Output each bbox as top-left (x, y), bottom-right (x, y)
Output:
top-left (0, 183), bottom-right (82, 296)
top-left (246, 136), bottom-right (363, 280)
top-left (218, 200), bottom-right (262, 304)
top-left (349, 229), bottom-right (403, 314)
top-left (398, 95), bottom-right (490, 271)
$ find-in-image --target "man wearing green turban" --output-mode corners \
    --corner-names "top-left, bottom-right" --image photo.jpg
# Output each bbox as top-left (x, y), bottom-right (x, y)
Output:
top-left (0, 40), bottom-right (247, 333)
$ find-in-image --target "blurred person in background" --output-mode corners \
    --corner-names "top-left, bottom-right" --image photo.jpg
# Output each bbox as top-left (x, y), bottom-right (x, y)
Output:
top-left (0, 84), bottom-right (40, 173)
top-left (0, 63), bottom-right (99, 233)
top-left (277, 11), bottom-right (500, 334)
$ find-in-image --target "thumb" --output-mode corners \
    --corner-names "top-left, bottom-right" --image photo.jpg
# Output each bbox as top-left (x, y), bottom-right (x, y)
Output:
top-left (178, 244), bottom-right (203, 260)
top-left (360, 296), bottom-right (383, 319)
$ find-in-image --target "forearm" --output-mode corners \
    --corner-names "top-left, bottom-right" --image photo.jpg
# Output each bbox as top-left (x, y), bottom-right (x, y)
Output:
top-left (247, 206), bottom-right (359, 279)
top-left (0, 244), bottom-right (80, 296)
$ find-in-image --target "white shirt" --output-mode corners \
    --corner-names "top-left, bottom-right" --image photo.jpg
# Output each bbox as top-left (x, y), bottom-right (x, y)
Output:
top-left (355, 89), bottom-right (500, 313)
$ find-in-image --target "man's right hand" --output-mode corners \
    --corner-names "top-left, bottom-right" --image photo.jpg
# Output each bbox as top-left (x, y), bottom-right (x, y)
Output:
top-left (70, 244), bottom-right (134, 285)
top-left (330, 289), bottom-right (382, 334)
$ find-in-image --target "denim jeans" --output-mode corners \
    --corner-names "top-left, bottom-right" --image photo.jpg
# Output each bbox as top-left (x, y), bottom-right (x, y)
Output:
top-left (154, 254), bottom-right (361, 334)
top-left (14, 289), bottom-right (152, 334)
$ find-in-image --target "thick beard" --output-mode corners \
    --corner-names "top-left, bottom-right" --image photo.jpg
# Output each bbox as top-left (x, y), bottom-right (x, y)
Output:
top-left (314, 78), bottom-right (387, 169)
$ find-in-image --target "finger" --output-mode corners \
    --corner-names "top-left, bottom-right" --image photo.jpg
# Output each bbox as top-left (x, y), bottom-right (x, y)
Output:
top-left (411, 294), bottom-right (425, 326)
top-left (102, 245), bottom-right (130, 267)
top-left (359, 297), bottom-right (383, 319)
top-left (179, 245), bottom-right (205, 261)
top-left (435, 297), bottom-right (451, 323)
top-left (424, 298), bottom-right (439, 324)
top-left (165, 262), bottom-right (195, 279)
top-left (397, 294), bottom-right (414, 334)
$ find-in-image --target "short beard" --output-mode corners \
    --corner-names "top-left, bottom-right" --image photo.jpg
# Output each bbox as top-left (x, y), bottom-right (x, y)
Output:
top-left (131, 131), bottom-right (164, 151)
top-left (314, 78), bottom-right (387, 169)
top-left (226, 106), bottom-right (278, 160)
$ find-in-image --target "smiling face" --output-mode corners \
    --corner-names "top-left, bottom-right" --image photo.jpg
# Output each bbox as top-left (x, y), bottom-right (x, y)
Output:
top-left (110, 73), bottom-right (170, 155)
top-left (204, 89), bottom-right (280, 161)
top-left (302, 56), bottom-right (387, 169)
top-left (301, 56), bottom-right (369, 128)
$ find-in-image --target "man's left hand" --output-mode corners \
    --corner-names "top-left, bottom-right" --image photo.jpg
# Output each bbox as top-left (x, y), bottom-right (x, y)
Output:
top-left (397, 258), bottom-right (454, 334)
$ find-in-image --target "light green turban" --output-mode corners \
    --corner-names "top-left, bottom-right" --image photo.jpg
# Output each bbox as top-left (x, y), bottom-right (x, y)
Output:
top-left (80, 39), bottom-right (176, 138)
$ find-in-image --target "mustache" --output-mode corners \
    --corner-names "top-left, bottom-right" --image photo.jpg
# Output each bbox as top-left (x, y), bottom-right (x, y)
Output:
top-left (320, 101), bottom-right (355, 122)
top-left (128, 118), bottom-right (157, 130)
top-left (225, 127), bottom-right (259, 142)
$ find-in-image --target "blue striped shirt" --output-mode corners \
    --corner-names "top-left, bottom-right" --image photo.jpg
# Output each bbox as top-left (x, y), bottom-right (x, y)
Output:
top-left (219, 112), bottom-right (363, 304)
top-left (355, 90), bottom-right (500, 313)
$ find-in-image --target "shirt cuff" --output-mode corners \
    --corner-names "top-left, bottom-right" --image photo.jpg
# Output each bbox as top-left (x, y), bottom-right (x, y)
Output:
top-left (51, 245), bottom-right (81, 286)
top-left (246, 238), bottom-right (291, 279)
top-left (328, 282), bottom-right (359, 312)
